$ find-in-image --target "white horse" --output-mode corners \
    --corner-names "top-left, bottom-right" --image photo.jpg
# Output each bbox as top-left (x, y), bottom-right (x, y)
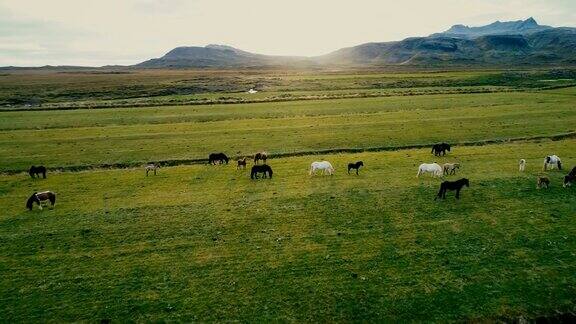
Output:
top-left (310, 161), bottom-right (335, 176)
top-left (519, 159), bottom-right (526, 172)
top-left (543, 155), bottom-right (562, 171)
top-left (417, 163), bottom-right (443, 178)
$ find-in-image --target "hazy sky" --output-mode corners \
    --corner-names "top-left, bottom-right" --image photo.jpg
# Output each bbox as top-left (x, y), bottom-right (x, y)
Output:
top-left (1, 0), bottom-right (575, 66)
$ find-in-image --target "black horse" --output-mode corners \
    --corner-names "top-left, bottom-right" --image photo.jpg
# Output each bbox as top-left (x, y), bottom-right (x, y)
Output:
top-left (432, 143), bottom-right (451, 156)
top-left (347, 161), bottom-right (364, 175)
top-left (435, 178), bottom-right (469, 200)
top-left (209, 153), bottom-right (229, 165)
top-left (564, 167), bottom-right (576, 187)
top-left (29, 165), bottom-right (47, 179)
top-left (251, 164), bottom-right (273, 179)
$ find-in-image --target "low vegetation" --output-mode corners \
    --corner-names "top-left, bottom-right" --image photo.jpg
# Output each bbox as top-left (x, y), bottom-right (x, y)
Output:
top-left (0, 69), bottom-right (575, 321)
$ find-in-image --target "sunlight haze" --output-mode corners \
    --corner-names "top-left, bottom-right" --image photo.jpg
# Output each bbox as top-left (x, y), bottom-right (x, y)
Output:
top-left (0, 0), bottom-right (575, 66)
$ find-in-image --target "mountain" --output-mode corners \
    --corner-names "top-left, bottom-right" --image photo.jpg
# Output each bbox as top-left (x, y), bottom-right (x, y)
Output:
top-left (136, 44), bottom-right (309, 68)
top-left (431, 17), bottom-right (552, 39)
top-left (317, 18), bottom-right (576, 66)
top-left (123, 18), bottom-right (576, 68)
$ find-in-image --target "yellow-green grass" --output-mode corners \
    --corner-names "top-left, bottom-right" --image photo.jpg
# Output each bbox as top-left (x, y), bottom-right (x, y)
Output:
top-left (0, 140), bottom-right (574, 321)
top-left (2, 89), bottom-right (575, 172)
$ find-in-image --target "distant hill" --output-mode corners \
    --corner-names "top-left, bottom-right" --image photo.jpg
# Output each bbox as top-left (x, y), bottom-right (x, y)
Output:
top-left (3, 18), bottom-right (575, 70)
top-left (431, 17), bottom-right (552, 39)
top-left (136, 44), bottom-right (310, 68)
top-left (317, 18), bottom-right (576, 66)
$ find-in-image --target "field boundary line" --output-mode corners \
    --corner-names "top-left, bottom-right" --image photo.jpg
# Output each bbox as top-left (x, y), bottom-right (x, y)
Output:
top-left (1, 131), bottom-right (574, 174)
top-left (0, 87), bottom-right (524, 112)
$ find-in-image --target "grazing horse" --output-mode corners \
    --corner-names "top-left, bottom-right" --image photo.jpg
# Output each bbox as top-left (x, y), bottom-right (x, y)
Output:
top-left (519, 159), bottom-right (526, 172)
top-left (432, 143), bottom-right (451, 156)
top-left (564, 174), bottom-right (576, 188)
top-left (435, 178), bottom-right (469, 200)
top-left (310, 161), bottom-right (335, 176)
top-left (28, 165), bottom-right (47, 179)
top-left (209, 153), bottom-right (229, 165)
top-left (347, 161), bottom-right (364, 175)
top-left (26, 191), bottom-right (56, 210)
top-left (145, 163), bottom-right (160, 176)
top-left (537, 176), bottom-right (550, 189)
top-left (237, 157), bottom-right (247, 169)
top-left (417, 163), bottom-right (443, 178)
top-left (254, 152), bottom-right (268, 164)
top-left (442, 163), bottom-right (460, 175)
top-left (251, 164), bottom-right (273, 179)
top-left (543, 155), bottom-right (562, 171)
top-left (562, 167), bottom-right (576, 188)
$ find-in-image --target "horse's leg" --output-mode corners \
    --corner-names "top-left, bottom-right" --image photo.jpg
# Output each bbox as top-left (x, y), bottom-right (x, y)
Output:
top-left (154, 169), bottom-right (157, 175)
top-left (455, 189), bottom-right (460, 199)
top-left (356, 169), bottom-right (359, 175)
top-left (146, 169), bottom-right (149, 176)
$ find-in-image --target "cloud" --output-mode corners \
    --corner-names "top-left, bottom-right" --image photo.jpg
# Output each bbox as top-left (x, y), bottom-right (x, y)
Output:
top-left (0, 0), bottom-right (574, 66)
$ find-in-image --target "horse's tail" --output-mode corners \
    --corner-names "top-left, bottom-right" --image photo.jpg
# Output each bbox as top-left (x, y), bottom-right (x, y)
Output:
top-left (49, 193), bottom-right (56, 206)
top-left (268, 167), bottom-right (273, 179)
top-left (431, 146), bottom-right (435, 153)
top-left (309, 165), bottom-right (313, 175)
top-left (558, 160), bottom-right (562, 170)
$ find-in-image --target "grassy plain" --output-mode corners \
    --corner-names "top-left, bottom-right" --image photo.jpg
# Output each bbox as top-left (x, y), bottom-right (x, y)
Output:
top-left (0, 68), bottom-right (575, 321)
top-left (0, 140), bottom-right (575, 322)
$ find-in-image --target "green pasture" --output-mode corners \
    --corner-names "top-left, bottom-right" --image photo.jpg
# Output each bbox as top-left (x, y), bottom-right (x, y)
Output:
top-left (0, 140), bottom-right (574, 321)
top-left (1, 89), bottom-right (575, 171)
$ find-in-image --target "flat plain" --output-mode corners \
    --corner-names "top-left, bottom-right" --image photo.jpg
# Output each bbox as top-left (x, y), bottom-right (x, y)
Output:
top-left (0, 69), bottom-right (575, 321)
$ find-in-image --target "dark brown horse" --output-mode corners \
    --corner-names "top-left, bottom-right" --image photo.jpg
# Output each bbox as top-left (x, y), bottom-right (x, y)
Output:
top-left (251, 164), bottom-right (273, 179)
top-left (432, 143), bottom-right (451, 156)
top-left (209, 153), bottom-right (229, 165)
top-left (29, 165), bottom-right (47, 179)
top-left (435, 178), bottom-right (469, 200)
top-left (254, 152), bottom-right (268, 164)
top-left (347, 161), bottom-right (364, 175)
top-left (237, 157), bottom-right (247, 169)
top-left (26, 191), bottom-right (56, 210)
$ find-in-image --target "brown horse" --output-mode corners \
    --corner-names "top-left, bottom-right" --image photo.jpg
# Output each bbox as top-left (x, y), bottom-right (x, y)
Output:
top-left (254, 152), bottom-right (268, 164)
top-left (26, 191), bottom-right (56, 210)
top-left (237, 157), bottom-right (247, 169)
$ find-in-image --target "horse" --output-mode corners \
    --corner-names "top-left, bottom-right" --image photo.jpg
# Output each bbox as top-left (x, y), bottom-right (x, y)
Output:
top-left (209, 153), bottom-right (229, 165)
top-left (26, 191), bottom-right (56, 210)
top-left (347, 161), bottom-right (364, 175)
top-left (431, 143), bottom-right (451, 156)
top-left (417, 163), bottom-right (443, 178)
top-left (237, 157), bottom-right (247, 169)
top-left (519, 159), bottom-right (526, 172)
top-left (442, 163), bottom-right (460, 175)
top-left (562, 167), bottom-right (576, 187)
top-left (145, 163), bottom-right (160, 176)
top-left (435, 178), bottom-right (469, 200)
top-left (254, 152), bottom-right (268, 164)
top-left (543, 155), bottom-right (562, 171)
top-left (28, 165), bottom-right (47, 179)
top-left (251, 164), bottom-right (273, 179)
top-left (564, 174), bottom-right (575, 188)
top-left (537, 176), bottom-right (550, 189)
top-left (310, 161), bottom-right (335, 176)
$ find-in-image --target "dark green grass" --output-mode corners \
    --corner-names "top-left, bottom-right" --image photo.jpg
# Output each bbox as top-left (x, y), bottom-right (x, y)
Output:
top-left (0, 141), bottom-right (575, 321)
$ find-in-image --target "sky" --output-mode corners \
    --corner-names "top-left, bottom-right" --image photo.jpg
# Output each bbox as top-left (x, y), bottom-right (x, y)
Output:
top-left (0, 0), bottom-right (575, 66)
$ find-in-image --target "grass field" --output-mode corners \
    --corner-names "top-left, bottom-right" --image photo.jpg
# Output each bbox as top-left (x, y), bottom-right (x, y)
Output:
top-left (0, 69), bottom-right (575, 321)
